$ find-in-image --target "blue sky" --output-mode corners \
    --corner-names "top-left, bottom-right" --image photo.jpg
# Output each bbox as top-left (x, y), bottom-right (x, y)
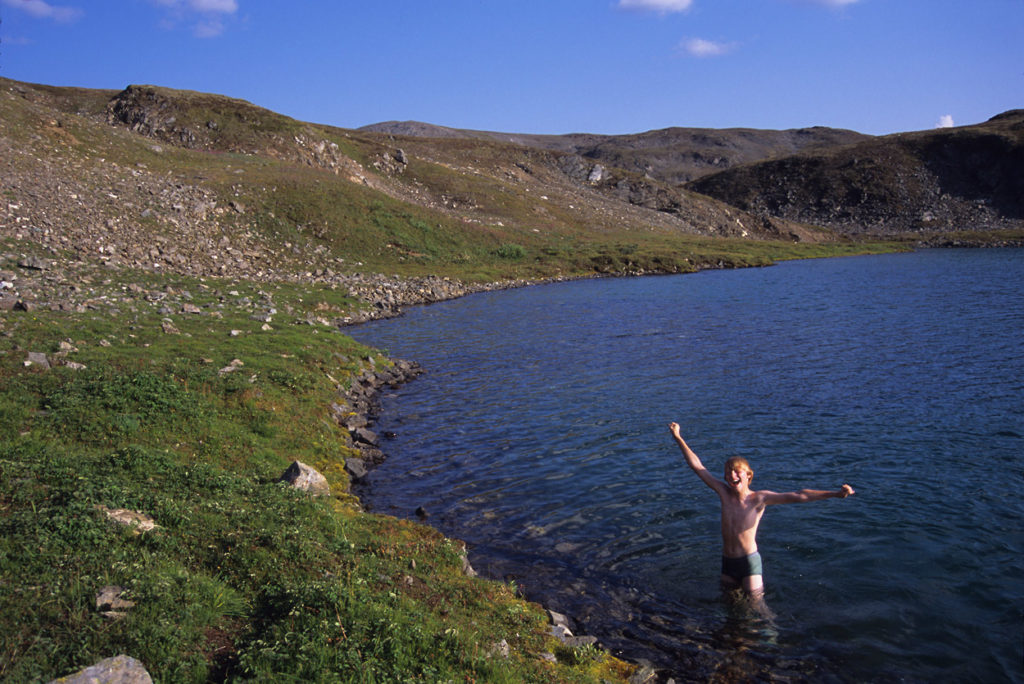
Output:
top-left (1, 0), bottom-right (1020, 136)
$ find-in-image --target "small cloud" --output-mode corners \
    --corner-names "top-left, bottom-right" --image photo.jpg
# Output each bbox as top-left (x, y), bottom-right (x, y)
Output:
top-left (935, 115), bottom-right (954, 129)
top-left (681, 37), bottom-right (736, 58)
top-left (149, 0), bottom-right (238, 37)
top-left (193, 18), bottom-right (225, 38)
top-left (618, 0), bottom-right (694, 14)
top-left (0, 0), bottom-right (83, 23)
top-left (188, 0), bottom-right (238, 12)
top-left (794, 0), bottom-right (860, 6)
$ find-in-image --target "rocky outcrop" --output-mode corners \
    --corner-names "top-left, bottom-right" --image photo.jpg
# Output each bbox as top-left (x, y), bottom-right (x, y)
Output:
top-left (688, 110), bottom-right (1024, 236)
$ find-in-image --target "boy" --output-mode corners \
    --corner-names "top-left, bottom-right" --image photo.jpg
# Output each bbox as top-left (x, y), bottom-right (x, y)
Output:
top-left (669, 422), bottom-right (855, 595)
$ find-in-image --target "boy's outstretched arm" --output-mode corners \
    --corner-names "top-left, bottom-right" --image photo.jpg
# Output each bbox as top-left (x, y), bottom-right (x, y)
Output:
top-left (761, 484), bottom-right (855, 505)
top-left (669, 422), bottom-right (726, 494)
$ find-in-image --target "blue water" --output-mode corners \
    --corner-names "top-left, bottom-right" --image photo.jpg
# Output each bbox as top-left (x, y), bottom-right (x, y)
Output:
top-left (348, 249), bottom-right (1024, 683)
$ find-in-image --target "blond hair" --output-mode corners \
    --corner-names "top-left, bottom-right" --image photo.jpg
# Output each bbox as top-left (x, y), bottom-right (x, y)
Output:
top-left (723, 456), bottom-right (753, 483)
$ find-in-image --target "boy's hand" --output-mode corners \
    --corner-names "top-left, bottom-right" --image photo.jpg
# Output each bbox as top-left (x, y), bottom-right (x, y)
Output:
top-left (668, 422), bottom-right (681, 437)
top-left (838, 484), bottom-right (855, 498)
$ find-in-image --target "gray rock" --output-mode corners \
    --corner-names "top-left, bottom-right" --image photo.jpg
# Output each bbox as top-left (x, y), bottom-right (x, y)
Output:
top-left (628, 665), bottom-right (660, 684)
top-left (280, 460), bottom-right (331, 496)
top-left (95, 505), bottom-right (158, 534)
top-left (351, 427), bottom-right (378, 446)
top-left (96, 585), bottom-right (135, 611)
top-left (26, 351), bottom-right (50, 369)
top-left (487, 639), bottom-right (510, 659)
top-left (18, 256), bottom-right (50, 271)
top-left (344, 457), bottom-right (367, 481)
top-left (48, 654), bottom-right (152, 684)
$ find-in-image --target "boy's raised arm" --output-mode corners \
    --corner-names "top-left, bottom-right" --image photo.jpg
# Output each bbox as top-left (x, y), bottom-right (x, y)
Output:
top-left (669, 422), bottom-right (725, 494)
top-left (761, 484), bottom-right (855, 505)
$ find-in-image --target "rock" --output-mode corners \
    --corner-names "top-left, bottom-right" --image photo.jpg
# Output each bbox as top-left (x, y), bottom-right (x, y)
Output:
top-left (160, 319), bottom-right (179, 334)
top-left (487, 639), bottom-right (510, 659)
top-left (26, 351), bottom-right (50, 369)
top-left (459, 547), bottom-right (477, 577)
top-left (628, 665), bottom-right (660, 684)
top-left (548, 609), bottom-right (574, 633)
top-left (95, 585), bottom-right (136, 618)
top-left (344, 457), bottom-right (367, 481)
top-left (48, 654), bottom-right (153, 684)
top-left (351, 427), bottom-right (378, 446)
top-left (279, 460), bottom-right (331, 496)
top-left (218, 359), bottom-right (243, 375)
top-left (95, 505), bottom-right (158, 534)
top-left (561, 635), bottom-right (598, 648)
top-left (18, 256), bottom-right (50, 271)
top-left (550, 624), bottom-right (573, 640)
top-left (342, 413), bottom-right (368, 430)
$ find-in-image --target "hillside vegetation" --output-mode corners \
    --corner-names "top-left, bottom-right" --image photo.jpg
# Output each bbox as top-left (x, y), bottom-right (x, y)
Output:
top-left (1, 75), bottom-right (1011, 683)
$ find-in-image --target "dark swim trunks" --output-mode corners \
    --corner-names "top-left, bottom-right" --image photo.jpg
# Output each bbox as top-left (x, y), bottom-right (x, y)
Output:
top-left (721, 552), bottom-right (763, 581)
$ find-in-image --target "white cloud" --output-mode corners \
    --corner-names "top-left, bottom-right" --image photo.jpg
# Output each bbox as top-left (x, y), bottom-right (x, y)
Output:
top-left (152, 0), bottom-right (237, 12)
top-left (149, 0), bottom-right (238, 38)
top-left (935, 115), bottom-right (954, 129)
top-left (188, 0), bottom-right (238, 12)
top-left (795, 0), bottom-right (860, 6)
top-left (681, 37), bottom-right (735, 58)
top-left (0, 0), bottom-right (82, 23)
top-left (618, 0), bottom-right (694, 14)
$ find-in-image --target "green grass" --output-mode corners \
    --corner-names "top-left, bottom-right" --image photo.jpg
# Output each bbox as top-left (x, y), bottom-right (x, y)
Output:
top-left (0, 277), bottom-right (637, 683)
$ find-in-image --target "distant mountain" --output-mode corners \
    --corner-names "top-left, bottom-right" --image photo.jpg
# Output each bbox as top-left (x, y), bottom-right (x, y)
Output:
top-left (360, 121), bottom-right (871, 184)
top-left (686, 110), bottom-right (1024, 236)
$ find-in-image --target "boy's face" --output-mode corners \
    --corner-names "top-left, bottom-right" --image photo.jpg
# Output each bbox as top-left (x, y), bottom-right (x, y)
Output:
top-left (725, 464), bottom-right (752, 490)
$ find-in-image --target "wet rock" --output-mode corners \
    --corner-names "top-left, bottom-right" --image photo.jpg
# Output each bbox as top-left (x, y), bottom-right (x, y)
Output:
top-left (344, 457), bottom-right (367, 481)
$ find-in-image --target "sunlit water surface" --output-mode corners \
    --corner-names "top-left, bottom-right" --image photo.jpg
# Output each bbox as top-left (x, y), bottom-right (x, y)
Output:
top-left (349, 249), bottom-right (1024, 683)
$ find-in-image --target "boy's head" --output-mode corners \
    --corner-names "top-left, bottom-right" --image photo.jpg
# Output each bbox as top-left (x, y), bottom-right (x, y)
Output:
top-left (723, 456), bottom-right (754, 486)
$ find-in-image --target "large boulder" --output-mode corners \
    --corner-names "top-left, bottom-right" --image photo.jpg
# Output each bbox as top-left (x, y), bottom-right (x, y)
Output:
top-left (48, 655), bottom-right (152, 683)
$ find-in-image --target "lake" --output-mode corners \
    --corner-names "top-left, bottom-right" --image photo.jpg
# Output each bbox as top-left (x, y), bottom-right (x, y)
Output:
top-left (348, 248), bottom-right (1024, 683)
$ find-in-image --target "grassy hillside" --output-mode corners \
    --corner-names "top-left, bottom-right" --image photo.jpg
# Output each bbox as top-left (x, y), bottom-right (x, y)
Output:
top-left (0, 263), bottom-right (642, 682)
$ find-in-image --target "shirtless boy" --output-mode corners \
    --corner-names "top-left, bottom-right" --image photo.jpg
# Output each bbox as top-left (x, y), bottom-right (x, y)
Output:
top-left (669, 422), bottom-right (855, 594)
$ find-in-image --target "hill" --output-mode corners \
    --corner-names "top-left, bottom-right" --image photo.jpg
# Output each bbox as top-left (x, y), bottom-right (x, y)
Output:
top-left (361, 120), bottom-right (871, 184)
top-left (2, 76), bottom-right (862, 321)
top-left (686, 110), bottom-right (1024, 238)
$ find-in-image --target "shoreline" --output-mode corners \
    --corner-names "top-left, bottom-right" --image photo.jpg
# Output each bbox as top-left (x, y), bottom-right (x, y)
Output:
top-left (336, 242), bottom-right (1024, 683)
